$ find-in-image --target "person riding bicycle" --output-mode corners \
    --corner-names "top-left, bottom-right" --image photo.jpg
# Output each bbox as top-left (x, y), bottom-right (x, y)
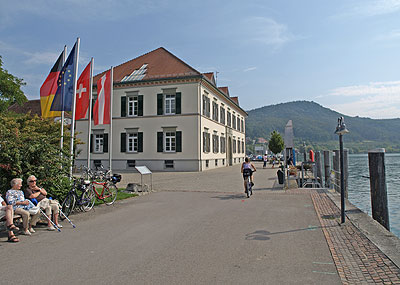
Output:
top-left (241, 157), bottom-right (256, 193)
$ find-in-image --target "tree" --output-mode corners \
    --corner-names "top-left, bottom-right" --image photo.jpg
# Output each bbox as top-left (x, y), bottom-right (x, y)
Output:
top-left (0, 112), bottom-right (72, 199)
top-left (268, 130), bottom-right (284, 154)
top-left (0, 55), bottom-right (27, 112)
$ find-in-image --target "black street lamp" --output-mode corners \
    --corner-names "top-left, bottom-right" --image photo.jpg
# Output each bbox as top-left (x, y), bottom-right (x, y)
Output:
top-left (334, 117), bottom-right (349, 223)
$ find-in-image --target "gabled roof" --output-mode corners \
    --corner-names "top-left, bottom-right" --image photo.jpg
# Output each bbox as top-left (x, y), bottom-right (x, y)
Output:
top-left (202, 72), bottom-right (216, 85)
top-left (94, 47), bottom-right (201, 83)
top-left (8, 100), bottom-right (41, 116)
top-left (218, 86), bottom-right (229, 96)
top-left (230, 96), bottom-right (239, 105)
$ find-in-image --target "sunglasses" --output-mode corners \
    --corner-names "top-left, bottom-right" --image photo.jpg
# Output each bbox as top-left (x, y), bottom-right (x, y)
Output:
top-left (29, 180), bottom-right (37, 183)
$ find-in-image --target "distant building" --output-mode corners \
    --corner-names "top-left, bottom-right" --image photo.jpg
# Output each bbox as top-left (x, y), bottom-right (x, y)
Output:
top-left (75, 47), bottom-right (247, 171)
top-left (8, 100), bottom-right (41, 116)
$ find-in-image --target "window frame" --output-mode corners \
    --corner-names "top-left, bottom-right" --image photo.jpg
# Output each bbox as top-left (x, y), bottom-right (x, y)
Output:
top-left (127, 132), bottom-right (139, 153)
top-left (164, 131), bottom-right (176, 152)
top-left (94, 134), bottom-right (104, 153)
top-left (127, 95), bottom-right (139, 117)
top-left (164, 94), bottom-right (176, 115)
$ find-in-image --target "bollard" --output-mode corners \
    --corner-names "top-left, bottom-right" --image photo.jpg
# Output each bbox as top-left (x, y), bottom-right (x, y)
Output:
top-left (368, 148), bottom-right (390, 231)
top-left (323, 150), bottom-right (331, 188)
top-left (315, 151), bottom-right (323, 185)
top-left (333, 150), bottom-right (340, 192)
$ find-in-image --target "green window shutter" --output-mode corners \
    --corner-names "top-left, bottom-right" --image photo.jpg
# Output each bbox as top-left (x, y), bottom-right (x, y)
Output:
top-left (138, 132), bottom-right (143, 152)
top-left (90, 134), bottom-right (93, 153)
top-left (175, 92), bottom-right (181, 114)
top-left (157, 94), bottom-right (163, 115)
top-left (176, 131), bottom-right (182, 152)
top-left (103, 134), bottom-right (108, 153)
top-left (91, 98), bottom-right (96, 119)
top-left (138, 95), bottom-right (143, 116)
top-left (120, 133), bottom-right (126, 152)
top-left (121, 96), bottom-right (126, 117)
top-left (157, 132), bottom-right (163, 152)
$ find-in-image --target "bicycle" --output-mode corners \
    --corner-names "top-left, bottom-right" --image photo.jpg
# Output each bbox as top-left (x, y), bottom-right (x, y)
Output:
top-left (244, 174), bottom-right (253, 198)
top-left (87, 172), bottom-right (121, 205)
top-left (60, 177), bottom-right (95, 219)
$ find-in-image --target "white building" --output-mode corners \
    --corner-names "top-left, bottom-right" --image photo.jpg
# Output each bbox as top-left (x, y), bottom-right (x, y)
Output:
top-left (75, 47), bottom-right (247, 171)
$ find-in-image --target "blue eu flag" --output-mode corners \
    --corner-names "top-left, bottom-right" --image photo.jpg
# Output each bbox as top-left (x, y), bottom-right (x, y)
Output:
top-left (50, 43), bottom-right (76, 111)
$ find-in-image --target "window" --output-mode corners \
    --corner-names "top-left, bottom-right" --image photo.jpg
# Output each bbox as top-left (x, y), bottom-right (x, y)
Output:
top-left (242, 141), bottom-right (244, 153)
top-left (94, 134), bottom-right (104, 153)
top-left (234, 158), bottom-right (236, 163)
top-left (203, 131), bottom-right (210, 153)
top-left (165, 132), bottom-right (176, 152)
top-left (220, 136), bottom-right (226, 153)
top-left (213, 134), bottom-right (219, 153)
top-left (212, 101), bottom-right (218, 121)
top-left (237, 140), bottom-right (240, 153)
top-left (206, 160), bottom-right (209, 168)
top-left (127, 160), bottom-right (136, 167)
top-left (222, 159), bottom-right (225, 165)
top-left (220, 107), bottom-right (225, 124)
top-left (232, 114), bottom-right (236, 129)
top-left (241, 120), bottom-right (244, 132)
top-left (165, 94), bottom-right (176, 115)
top-left (233, 138), bottom-right (236, 153)
top-left (227, 111), bottom-right (231, 127)
top-left (94, 160), bottom-right (102, 168)
top-left (157, 92), bottom-right (181, 115)
top-left (128, 96), bottom-right (138, 116)
top-left (215, 159), bottom-right (218, 166)
top-left (202, 95), bottom-right (210, 117)
top-left (127, 133), bottom-right (138, 152)
top-left (237, 117), bottom-right (241, 131)
top-left (165, 160), bottom-right (174, 168)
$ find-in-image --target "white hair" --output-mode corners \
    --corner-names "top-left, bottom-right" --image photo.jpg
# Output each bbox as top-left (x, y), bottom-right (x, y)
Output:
top-left (27, 175), bottom-right (36, 183)
top-left (10, 178), bottom-right (22, 187)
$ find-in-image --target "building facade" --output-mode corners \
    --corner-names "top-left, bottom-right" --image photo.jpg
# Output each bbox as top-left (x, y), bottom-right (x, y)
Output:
top-left (75, 47), bottom-right (247, 171)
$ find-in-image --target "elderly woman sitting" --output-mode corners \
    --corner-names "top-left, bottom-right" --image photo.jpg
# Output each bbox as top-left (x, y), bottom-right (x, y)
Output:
top-left (6, 178), bottom-right (39, 236)
top-left (0, 194), bottom-right (19, 242)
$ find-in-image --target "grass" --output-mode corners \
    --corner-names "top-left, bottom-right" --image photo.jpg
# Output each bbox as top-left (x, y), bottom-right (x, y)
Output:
top-left (93, 188), bottom-right (139, 206)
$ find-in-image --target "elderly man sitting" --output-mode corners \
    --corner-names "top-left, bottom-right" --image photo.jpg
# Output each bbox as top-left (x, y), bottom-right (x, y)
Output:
top-left (6, 178), bottom-right (39, 236)
top-left (24, 175), bottom-right (61, 231)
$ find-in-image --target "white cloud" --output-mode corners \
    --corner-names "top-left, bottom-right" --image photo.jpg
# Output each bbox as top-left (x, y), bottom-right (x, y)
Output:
top-left (240, 17), bottom-right (297, 49)
top-left (335, 0), bottom-right (400, 18)
top-left (243, 66), bottom-right (257, 72)
top-left (320, 81), bottom-right (400, 119)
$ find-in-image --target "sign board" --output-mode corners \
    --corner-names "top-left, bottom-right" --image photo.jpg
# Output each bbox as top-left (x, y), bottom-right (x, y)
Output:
top-left (255, 146), bottom-right (264, 151)
top-left (135, 166), bottom-right (152, 175)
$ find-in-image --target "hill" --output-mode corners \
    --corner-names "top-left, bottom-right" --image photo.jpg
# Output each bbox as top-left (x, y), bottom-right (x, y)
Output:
top-left (246, 101), bottom-right (400, 153)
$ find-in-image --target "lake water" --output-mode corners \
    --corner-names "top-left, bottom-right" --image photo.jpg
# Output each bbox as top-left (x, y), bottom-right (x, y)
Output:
top-left (347, 153), bottom-right (400, 238)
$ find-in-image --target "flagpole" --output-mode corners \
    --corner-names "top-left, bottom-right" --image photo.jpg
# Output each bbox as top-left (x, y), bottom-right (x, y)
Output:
top-left (87, 58), bottom-right (94, 169)
top-left (60, 45), bottom-right (67, 157)
top-left (69, 37), bottom-right (80, 177)
top-left (109, 66), bottom-right (114, 172)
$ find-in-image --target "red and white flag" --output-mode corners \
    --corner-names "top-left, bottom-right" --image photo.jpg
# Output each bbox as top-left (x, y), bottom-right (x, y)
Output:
top-left (93, 70), bottom-right (111, 125)
top-left (75, 61), bottom-right (91, 120)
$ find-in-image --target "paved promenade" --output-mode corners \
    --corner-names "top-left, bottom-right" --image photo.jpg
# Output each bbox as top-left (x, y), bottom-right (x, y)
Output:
top-left (1, 162), bottom-right (399, 284)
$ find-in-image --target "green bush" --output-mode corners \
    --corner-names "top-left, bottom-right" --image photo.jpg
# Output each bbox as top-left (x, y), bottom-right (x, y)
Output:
top-left (0, 112), bottom-right (74, 199)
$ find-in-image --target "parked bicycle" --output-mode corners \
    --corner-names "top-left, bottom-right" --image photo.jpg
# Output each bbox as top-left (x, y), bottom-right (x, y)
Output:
top-left (87, 171), bottom-right (121, 205)
top-left (60, 176), bottom-right (95, 219)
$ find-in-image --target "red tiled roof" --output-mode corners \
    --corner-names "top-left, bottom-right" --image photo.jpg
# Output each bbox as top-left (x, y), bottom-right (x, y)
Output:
top-left (8, 100), bottom-right (41, 116)
top-left (230, 96), bottom-right (239, 105)
top-left (94, 47), bottom-right (201, 84)
top-left (218, 86), bottom-right (229, 96)
top-left (202, 72), bottom-right (216, 85)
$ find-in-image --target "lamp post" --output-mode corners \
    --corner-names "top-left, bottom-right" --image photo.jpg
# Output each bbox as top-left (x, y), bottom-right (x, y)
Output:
top-left (334, 117), bottom-right (349, 224)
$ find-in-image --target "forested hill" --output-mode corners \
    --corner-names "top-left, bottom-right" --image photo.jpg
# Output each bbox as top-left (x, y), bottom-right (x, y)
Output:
top-left (246, 101), bottom-right (400, 152)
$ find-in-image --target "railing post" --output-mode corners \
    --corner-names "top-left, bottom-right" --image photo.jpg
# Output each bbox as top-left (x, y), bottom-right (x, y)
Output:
top-left (323, 150), bottom-right (331, 188)
top-left (368, 148), bottom-right (390, 231)
top-left (333, 150), bottom-right (340, 192)
top-left (315, 151), bottom-right (323, 185)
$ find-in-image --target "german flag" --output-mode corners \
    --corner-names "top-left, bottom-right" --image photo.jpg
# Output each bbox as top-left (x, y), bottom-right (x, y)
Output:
top-left (40, 50), bottom-right (64, 118)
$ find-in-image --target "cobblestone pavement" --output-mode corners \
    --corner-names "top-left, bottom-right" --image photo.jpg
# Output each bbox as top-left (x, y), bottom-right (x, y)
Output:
top-left (309, 189), bottom-right (400, 284)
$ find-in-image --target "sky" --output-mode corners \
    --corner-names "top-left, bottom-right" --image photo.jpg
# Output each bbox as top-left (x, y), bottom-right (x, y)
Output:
top-left (1, 0), bottom-right (400, 119)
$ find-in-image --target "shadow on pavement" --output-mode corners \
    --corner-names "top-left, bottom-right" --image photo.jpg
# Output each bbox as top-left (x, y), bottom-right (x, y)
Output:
top-left (210, 194), bottom-right (246, 200)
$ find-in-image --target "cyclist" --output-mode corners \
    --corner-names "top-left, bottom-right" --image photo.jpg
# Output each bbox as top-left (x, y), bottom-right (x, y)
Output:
top-left (241, 157), bottom-right (256, 193)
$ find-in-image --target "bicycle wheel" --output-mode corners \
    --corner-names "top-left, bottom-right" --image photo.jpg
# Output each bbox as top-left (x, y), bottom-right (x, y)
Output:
top-left (246, 178), bottom-right (250, 198)
top-left (103, 183), bottom-right (118, 205)
top-left (80, 186), bottom-right (96, 212)
top-left (61, 193), bottom-right (76, 219)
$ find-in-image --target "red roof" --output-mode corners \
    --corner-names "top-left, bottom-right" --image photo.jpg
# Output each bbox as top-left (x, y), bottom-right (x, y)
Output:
top-left (8, 100), bottom-right (41, 116)
top-left (230, 96), bottom-right (239, 105)
top-left (218, 87), bottom-right (229, 96)
top-left (94, 47), bottom-right (201, 83)
top-left (202, 72), bottom-right (216, 85)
